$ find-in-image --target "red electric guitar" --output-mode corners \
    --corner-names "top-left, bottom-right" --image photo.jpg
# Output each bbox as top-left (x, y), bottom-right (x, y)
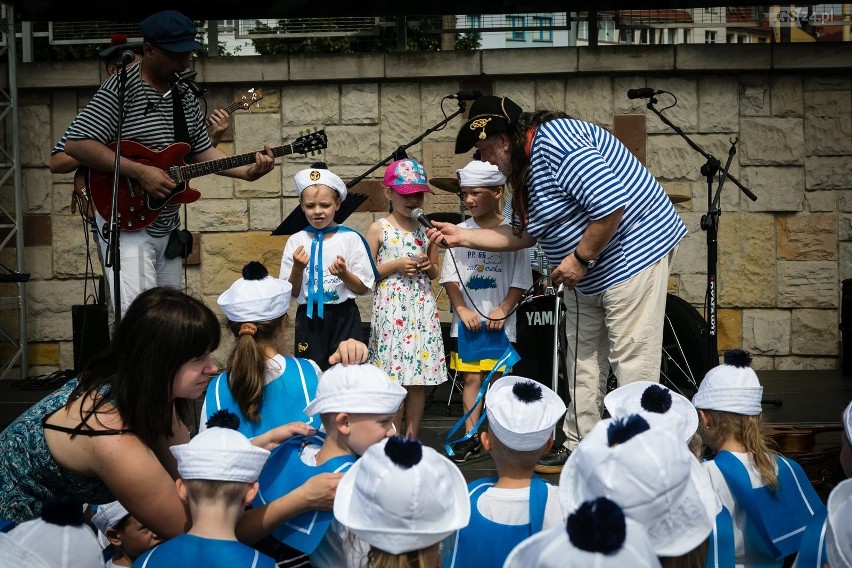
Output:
top-left (84, 130), bottom-right (327, 232)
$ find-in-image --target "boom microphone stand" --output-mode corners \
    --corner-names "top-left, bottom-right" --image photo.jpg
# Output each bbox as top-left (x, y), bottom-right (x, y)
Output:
top-left (104, 61), bottom-right (131, 324)
top-left (272, 92), bottom-right (479, 236)
top-left (643, 92), bottom-right (757, 363)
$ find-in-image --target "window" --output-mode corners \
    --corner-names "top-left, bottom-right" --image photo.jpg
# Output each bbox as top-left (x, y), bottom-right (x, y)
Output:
top-left (684, 29), bottom-right (691, 43)
top-left (705, 30), bottom-right (716, 43)
top-left (532, 16), bottom-right (553, 42)
top-left (467, 15), bottom-right (482, 39)
top-left (507, 15), bottom-right (526, 41)
top-left (667, 28), bottom-right (677, 44)
top-left (599, 20), bottom-right (615, 42)
top-left (578, 21), bottom-right (588, 40)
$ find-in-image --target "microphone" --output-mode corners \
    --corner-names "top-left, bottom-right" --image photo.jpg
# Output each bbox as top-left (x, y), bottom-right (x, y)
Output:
top-left (627, 87), bottom-right (662, 100)
top-left (116, 50), bottom-right (136, 68)
top-left (449, 90), bottom-right (483, 101)
top-left (411, 208), bottom-right (434, 230)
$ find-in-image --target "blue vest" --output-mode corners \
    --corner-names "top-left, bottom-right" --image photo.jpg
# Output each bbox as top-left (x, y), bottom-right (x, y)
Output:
top-left (204, 357), bottom-right (320, 437)
top-left (253, 436), bottom-right (356, 554)
top-left (133, 534), bottom-right (275, 568)
top-left (446, 476), bottom-right (549, 568)
top-left (794, 509), bottom-right (828, 568)
top-left (713, 451), bottom-right (825, 560)
top-left (707, 506), bottom-right (736, 568)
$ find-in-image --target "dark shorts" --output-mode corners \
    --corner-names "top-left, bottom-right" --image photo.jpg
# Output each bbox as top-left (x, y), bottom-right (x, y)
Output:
top-left (295, 298), bottom-right (364, 371)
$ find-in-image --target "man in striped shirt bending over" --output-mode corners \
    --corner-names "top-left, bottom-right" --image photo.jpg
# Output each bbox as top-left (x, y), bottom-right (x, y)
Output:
top-left (428, 95), bottom-right (687, 473)
top-left (65, 10), bottom-right (274, 317)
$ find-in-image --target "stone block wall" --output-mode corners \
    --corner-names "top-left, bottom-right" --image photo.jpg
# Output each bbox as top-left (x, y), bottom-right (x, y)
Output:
top-left (4, 43), bottom-right (850, 376)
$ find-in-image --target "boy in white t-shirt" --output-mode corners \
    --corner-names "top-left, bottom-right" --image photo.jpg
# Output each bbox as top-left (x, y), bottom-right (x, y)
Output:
top-left (445, 376), bottom-right (565, 568)
top-left (440, 161), bottom-right (532, 461)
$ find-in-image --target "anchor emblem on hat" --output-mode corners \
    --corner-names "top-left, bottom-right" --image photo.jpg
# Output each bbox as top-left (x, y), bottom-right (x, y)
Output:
top-left (309, 170), bottom-right (321, 181)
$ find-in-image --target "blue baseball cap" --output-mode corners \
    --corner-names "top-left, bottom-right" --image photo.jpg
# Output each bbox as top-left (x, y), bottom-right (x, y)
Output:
top-left (139, 10), bottom-right (202, 53)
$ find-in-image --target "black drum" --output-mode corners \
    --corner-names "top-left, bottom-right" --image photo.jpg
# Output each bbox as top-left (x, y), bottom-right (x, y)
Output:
top-left (661, 294), bottom-right (711, 399)
top-left (514, 294), bottom-right (566, 398)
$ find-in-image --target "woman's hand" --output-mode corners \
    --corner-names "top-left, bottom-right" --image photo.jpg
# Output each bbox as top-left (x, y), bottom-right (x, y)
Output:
top-left (328, 339), bottom-right (369, 366)
top-left (252, 422), bottom-right (317, 451)
top-left (294, 472), bottom-right (343, 511)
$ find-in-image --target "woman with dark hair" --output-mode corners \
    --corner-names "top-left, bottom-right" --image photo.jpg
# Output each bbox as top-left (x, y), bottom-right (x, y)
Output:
top-left (428, 95), bottom-right (687, 474)
top-left (0, 287), bottom-right (341, 542)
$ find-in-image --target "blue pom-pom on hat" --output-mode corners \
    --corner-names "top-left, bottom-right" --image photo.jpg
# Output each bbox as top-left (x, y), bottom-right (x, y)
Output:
top-left (206, 409), bottom-right (241, 430)
top-left (512, 380), bottom-right (543, 403)
top-left (606, 415), bottom-right (650, 447)
top-left (241, 261), bottom-right (269, 281)
top-left (567, 497), bottom-right (626, 555)
top-left (41, 498), bottom-right (85, 527)
top-left (384, 435), bottom-right (423, 469)
top-left (640, 384), bottom-right (673, 414)
top-left (723, 348), bottom-right (753, 368)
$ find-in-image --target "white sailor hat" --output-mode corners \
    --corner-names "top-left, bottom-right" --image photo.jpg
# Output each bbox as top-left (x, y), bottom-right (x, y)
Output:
top-left (294, 162), bottom-right (347, 199)
top-left (303, 363), bottom-right (407, 417)
top-left (693, 349), bottom-right (763, 416)
top-left (334, 436), bottom-right (470, 555)
top-left (604, 380), bottom-right (698, 443)
top-left (457, 160), bottom-right (506, 188)
top-left (170, 411), bottom-right (270, 483)
top-left (485, 376), bottom-right (566, 451)
top-left (217, 261), bottom-right (292, 323)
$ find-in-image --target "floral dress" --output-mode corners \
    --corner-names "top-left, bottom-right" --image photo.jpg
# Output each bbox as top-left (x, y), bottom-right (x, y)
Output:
top-left (368, 218), bottom-right (447, 386)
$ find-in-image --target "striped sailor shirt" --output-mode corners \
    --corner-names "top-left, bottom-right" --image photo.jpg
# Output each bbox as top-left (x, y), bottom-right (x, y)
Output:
top-left (520, 118), bottom-right (687, 295)
top-left (66, 63), bottom-right (212, 237)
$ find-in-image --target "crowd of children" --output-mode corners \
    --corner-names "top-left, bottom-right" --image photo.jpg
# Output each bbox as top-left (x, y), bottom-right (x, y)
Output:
top-left (1, 154), bottom-right (850, 568)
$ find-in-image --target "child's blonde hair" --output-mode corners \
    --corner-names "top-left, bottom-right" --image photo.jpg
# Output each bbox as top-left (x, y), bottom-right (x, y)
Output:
top-left (703, 410), bottom-right (778, 491)
top-left (366, 543), bottom-right (440, 568)
top-left (226, 315), bottom-right (286, 422)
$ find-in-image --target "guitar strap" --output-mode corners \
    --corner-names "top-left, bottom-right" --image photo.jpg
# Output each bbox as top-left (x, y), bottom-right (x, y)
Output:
top-left (172, 86), bottom-right (191, 145)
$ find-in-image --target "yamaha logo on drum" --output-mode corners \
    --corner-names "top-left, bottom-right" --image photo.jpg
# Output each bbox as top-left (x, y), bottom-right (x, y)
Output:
top-left (525, 310), bottom-right (555, 326)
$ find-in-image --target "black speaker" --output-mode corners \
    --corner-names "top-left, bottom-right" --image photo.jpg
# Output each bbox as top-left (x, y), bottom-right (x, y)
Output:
top-left (72, 303), bottom-right (110, 373)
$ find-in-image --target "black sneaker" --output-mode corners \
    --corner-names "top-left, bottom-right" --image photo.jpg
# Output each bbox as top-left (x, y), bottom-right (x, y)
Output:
top-left (449, 434), bottom-right (481, 463)
top-left (534, 445), bottom-right (571, 474)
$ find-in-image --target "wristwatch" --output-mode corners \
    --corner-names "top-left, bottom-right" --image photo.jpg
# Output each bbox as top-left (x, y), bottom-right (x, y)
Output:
top-left (573, 249), bottom-right (597, 270)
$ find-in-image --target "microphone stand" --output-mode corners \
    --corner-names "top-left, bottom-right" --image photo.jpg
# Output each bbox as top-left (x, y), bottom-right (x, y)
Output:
top-left (104, 63), bottom-right (129, 323)
top-left (273, 97), bottom-right (474, 234)
top-left (644, 95), bottom-right (757, 365)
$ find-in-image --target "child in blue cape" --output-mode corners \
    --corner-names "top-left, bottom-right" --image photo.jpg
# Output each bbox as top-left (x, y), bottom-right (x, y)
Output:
top-left (445, 376), bottom-right (565, 568)
top-left (252, 362), bottom-right (407, 568)
top-left (133, 411), bottom-right (275, 568)
top-left (694, 349), bottom-right (825, 568)
top-left (201, 260), bottom-right (367, 438)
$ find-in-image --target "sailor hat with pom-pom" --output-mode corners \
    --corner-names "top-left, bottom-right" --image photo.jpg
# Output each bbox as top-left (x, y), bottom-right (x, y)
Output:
top-left (692, 349), bottom-right (763, 415)
top-left (217, 260), bottom-right (292, 323)
top-left (485, 376), bottom-right (566, 451)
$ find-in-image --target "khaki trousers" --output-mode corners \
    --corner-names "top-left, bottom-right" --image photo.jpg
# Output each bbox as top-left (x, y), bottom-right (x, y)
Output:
top-left (561, 251), bottom-right (674, 449)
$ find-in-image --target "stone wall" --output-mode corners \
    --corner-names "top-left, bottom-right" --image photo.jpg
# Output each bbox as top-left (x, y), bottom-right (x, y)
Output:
top-left (3, 42), bottom-right (850, 375)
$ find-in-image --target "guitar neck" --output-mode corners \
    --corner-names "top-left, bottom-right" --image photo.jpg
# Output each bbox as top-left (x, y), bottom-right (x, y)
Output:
top-left (204, 101), bottom-right (241, 127)
top-left (175, 145), bottom-right (297, 181)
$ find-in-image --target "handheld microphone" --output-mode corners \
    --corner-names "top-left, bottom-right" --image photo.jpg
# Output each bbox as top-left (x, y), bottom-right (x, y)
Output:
top-left (449, 90), bottom-right (483, 101)
top-left (627, 87), bottom-right (661, 100)
top-left (411, 208), bottom-right (435, 230)
top-left (116, 50), bottom-right (137, 68)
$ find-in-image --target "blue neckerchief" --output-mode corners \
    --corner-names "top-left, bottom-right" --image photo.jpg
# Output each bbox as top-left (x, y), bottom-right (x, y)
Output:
top-left (254, 434), bottom-right (355, 554)
top-left (303, 225), bottom-right (379, 319)
top-left (305, 225), bottom-right (340, 319)
top-left (444, 344), bottom-right (521, 457)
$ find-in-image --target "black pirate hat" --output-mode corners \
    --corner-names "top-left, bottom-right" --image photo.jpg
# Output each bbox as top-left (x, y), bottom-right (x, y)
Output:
top-left (454, 95), bottom-right (523, 154)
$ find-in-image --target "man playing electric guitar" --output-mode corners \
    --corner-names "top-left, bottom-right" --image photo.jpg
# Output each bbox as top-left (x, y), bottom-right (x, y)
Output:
top-left (64, 10), bottom-right (274, 317)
